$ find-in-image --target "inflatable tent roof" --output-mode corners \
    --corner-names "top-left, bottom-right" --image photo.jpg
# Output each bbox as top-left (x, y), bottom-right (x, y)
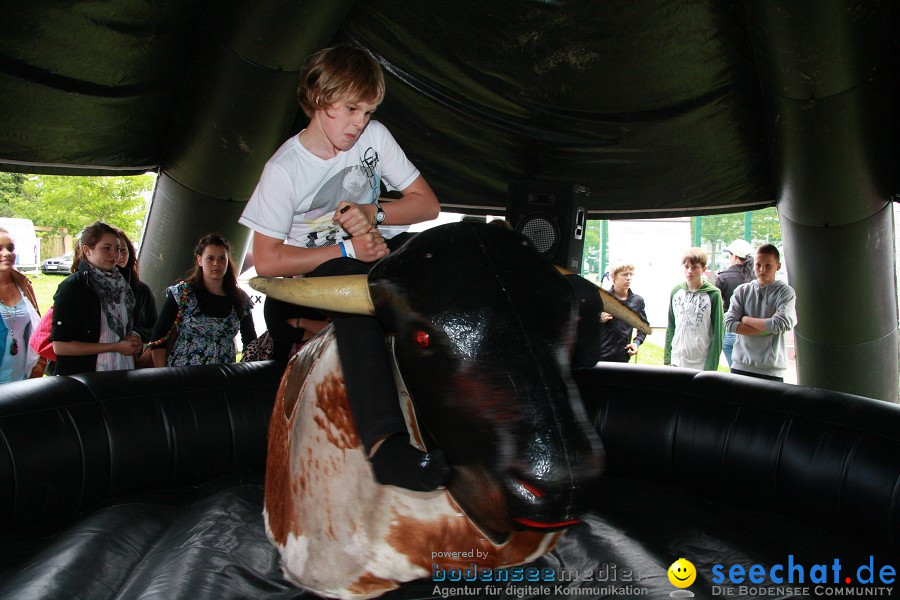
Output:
top-left (0, 0), bottom-right (897, 400)
top-left (1, 0), bottom-right (894, 216)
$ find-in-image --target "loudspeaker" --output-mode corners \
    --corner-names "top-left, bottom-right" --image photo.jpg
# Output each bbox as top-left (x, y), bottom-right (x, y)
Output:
top-left (506, 180), bottom-right (588, 273)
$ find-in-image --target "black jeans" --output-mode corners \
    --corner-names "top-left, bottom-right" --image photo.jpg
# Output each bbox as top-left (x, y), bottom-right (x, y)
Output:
top-left (263, 296), bottom-right (327, 361)
top-left (305, 233), bottom-right (414, 450)
top-left (730, 368), bottom-right (783, 383)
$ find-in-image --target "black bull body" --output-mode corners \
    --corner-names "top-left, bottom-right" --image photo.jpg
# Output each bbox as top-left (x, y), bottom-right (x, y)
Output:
top-left (252, 222), bottom-right (616, 598)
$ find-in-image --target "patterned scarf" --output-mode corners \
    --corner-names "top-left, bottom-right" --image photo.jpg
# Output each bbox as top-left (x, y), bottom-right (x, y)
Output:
top-left (80, 262), bottom-right (135, 339)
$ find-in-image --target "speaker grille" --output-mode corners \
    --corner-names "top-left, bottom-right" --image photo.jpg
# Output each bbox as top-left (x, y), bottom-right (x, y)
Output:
top-left (518, 214), bottom-right (559, 256)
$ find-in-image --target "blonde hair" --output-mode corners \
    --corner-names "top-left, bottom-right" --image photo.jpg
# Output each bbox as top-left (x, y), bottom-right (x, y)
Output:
top-left (297, 45), bottom-right (386, 118)
top-left (681, 247), bottom-right (708, 268)
top-left (609, 260), bottom-right (635, 278)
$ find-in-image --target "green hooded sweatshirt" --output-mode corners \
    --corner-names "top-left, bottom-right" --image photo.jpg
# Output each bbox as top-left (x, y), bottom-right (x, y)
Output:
top-left (664, 280), bottom-right (724, 371)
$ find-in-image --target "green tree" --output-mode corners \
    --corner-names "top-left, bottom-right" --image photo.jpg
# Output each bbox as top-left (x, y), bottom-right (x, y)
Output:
top-left (691, 207), bottom-right (782, 249)
top-left (6, 174), bottom-right (154, 239)
top-left (0, 172), bottom-right (26, 218)
top-left (750, 207), bottom-right (782, 246)
top-left (584, 220), bottom-right (602, 273)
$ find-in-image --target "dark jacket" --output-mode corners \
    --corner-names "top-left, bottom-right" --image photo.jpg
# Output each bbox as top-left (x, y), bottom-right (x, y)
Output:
top-left (715, 264), bottom-right (752, 312)
top-left (50, 270), bottom-right (104, 376)
top-left (119, 266), bottom-right (158, 343)
top-left (566, 274), bottom-right (604, 370)
top-left (598, 288), bottom-right (648, 363)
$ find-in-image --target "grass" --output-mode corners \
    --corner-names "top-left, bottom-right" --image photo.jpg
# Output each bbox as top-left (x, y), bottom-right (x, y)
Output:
top-left (623, 328), bottom-right (730, 372)
top-left (631, 338), bottom-right (664, 366)
top-left (27, 272), bottom-right (66, 314)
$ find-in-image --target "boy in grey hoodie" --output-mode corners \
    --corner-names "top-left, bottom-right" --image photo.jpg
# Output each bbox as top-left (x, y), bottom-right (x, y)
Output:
top-left (725, 244), bottom-right (797, 381)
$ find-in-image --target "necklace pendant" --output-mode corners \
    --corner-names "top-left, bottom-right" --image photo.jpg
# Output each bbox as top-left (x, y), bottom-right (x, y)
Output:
top-left (9, 337), bottom-right (17, 356)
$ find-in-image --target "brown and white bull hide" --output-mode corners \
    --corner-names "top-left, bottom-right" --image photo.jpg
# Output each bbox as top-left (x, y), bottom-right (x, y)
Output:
top-left (264, 327), bottom-right (562, 600)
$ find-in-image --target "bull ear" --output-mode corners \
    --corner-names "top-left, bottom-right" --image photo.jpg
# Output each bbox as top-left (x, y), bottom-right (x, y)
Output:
top-left (249, 275), bottom-right (374, 315)
top-left (554, 266), bottom-right (652, 336)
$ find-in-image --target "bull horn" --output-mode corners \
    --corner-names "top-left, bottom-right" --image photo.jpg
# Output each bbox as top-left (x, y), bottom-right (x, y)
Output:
top-left (555, 266), bottom-right (652, 336)
top-left (249, 275), bottom-right (374, 315)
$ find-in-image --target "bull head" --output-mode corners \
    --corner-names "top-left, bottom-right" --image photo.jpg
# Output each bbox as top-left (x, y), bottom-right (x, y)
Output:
top-left (252, 222), bottom-right (607, 539)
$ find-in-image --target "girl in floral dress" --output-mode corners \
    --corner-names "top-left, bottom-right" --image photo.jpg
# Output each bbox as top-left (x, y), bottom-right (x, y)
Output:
top-left (149, 233), bottom-right (256, 367)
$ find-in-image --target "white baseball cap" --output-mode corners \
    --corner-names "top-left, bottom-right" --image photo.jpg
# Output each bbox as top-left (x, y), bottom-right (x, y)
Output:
top-left (724, 239), bottom-right (754, 259)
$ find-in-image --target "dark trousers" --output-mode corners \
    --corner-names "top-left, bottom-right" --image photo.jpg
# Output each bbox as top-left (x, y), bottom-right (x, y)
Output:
top-left (263, 296), bottom-right (326, 361)
top-left (730, 368), bottom-right (784, 383)
top-left (306, 234), bottom-right (413, 451)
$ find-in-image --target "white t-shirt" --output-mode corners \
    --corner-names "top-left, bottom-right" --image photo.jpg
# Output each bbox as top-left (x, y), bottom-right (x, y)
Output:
top-left (239, 121), bottom-right (420, 248)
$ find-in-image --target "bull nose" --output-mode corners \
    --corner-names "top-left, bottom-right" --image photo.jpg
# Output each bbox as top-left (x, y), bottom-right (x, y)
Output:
top-left (504, 476), bottom-right (582, 530)
top-left (504, 445), bottom-right (605, 530)
top-left (511, 477), bottom-right (581, 529)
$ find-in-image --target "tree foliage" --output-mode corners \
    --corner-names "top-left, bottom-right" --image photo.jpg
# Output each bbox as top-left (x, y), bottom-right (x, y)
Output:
top-left (691, 207), bottom-right (782, 248)
top-left (583, 208), bottom-right (782, 275)
top-left (0, 173), bottom-right (26, 218)
top-left (585, 219), bottom-right (601, 251)
top-left (2, 173), bottom-right (154, 239)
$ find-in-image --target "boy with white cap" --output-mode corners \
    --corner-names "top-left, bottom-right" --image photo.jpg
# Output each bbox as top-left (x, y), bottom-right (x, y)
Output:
top-left (715, 239), bottom-right (754, 367)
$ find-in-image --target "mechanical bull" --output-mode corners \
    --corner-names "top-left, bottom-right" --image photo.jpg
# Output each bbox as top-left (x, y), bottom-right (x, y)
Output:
top-left (251, 222), bottom-right (645, 599)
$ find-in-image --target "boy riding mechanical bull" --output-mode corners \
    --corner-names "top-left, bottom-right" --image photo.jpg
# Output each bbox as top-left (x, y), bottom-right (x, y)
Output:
top-left (243, 44), bottom-right (650, 599)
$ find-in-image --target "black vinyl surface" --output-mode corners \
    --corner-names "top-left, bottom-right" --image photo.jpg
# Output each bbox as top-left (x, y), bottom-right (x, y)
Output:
top-left (2, 474), bottom-right (895, 599)
top-left (2, 363), bottom-right (900, 599)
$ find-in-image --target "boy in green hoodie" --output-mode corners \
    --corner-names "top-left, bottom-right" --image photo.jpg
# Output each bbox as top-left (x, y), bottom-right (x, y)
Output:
top-left (664, 248), bottom-right (724, 371)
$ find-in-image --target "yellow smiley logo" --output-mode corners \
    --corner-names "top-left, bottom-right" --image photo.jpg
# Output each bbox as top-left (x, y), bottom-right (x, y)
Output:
top-left (668, 558), bottom-right (697, 588)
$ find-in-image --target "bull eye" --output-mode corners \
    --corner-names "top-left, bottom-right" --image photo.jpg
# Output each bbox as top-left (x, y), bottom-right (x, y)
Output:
top-left (414, 330), bottom-right (430, 348)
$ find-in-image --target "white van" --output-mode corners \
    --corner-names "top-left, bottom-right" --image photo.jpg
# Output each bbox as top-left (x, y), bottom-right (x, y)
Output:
top-left (0, 217), bottom-right (40, 274)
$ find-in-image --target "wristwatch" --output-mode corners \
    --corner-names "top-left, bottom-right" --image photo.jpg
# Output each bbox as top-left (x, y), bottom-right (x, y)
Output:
top-left (374, 201), bottom-right (386, 225)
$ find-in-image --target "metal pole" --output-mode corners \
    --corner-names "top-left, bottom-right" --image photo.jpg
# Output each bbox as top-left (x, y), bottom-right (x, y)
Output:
top-left (600, 219), bottom-right (608, 280)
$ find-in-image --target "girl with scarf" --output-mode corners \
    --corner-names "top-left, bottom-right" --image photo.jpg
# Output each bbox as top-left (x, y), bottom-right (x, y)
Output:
top-left (0, 227), bottom-right (44, 381)
top-left (51, 221), bottom-right (143, 376)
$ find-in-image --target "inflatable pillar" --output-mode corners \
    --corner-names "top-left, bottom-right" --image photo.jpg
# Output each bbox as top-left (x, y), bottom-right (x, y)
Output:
top-left (140, 0), bottom-right (358, 304)
top-left (744, 0), bottom-right (897, 401)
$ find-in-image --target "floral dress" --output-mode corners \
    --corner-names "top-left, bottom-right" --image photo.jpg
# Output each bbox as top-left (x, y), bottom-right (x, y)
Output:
top-left (166, 282), bottom-right (251, 366)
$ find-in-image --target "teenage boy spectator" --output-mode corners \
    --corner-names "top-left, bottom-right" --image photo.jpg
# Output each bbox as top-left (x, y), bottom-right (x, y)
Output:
top-left (664, 248), bottom-right (724, 371)
top-left (598, 260), bottom-right (648, 363)
top-left (239, 44), bottom-right (447, 491)
top-left (725, 244), bottom-right (797, 382)
top-left (715, 239), bottom-right (754, 367)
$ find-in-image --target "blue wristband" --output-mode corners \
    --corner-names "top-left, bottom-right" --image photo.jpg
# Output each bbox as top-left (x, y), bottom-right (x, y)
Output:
top-left (339, 241), bottom-right (347, 257)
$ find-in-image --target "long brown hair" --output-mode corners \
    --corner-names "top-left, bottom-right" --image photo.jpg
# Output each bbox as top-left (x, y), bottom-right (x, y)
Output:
top-left (114, 227), bottom-right (141, 285)
top-left (184, 233), bottom-right (245, 313)
top-left (71, 221), bottom-right (119, 272)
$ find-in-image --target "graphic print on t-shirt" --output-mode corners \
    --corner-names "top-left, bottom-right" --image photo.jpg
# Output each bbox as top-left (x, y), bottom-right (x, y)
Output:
top-left (298, 148), bottom-right (380, 248)
top-left (673, 291), bottom-right (710, 329)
